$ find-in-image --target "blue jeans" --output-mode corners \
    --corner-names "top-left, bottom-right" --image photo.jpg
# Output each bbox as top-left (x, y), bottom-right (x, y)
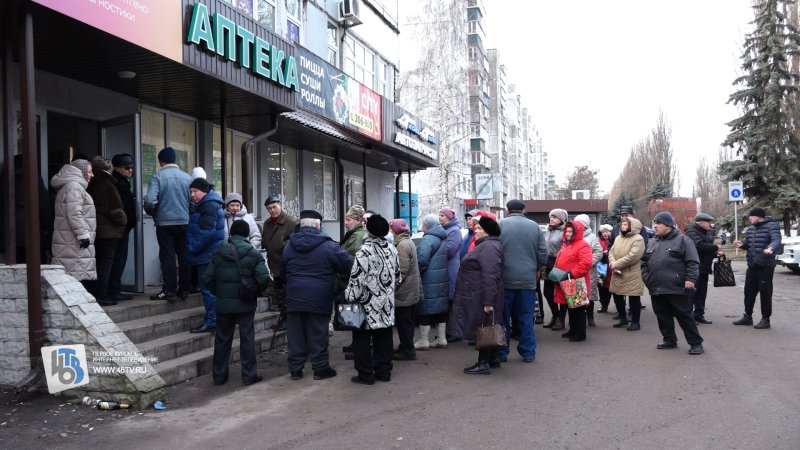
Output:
top-left (499, 289), bottom-right (537, 360)
top-left (195, 263), bottom-right (216, 327)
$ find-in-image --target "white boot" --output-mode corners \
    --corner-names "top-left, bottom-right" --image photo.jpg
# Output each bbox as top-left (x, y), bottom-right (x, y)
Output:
top-left (414, 325), bottom-right (430, 351)
top-left (431, 322), bottom-right (448, 348)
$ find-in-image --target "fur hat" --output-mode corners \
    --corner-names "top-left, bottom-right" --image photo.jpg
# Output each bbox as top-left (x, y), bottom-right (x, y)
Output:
top-left (574, 214), bottom-right (591, 229)
top-left (346, 205), bottom-right (365, 222)
top-left (506, 199), bottom-right (525, 212)
top-left (70, 159), bottom-right (92, 179)
top-left (478, 216), bottom-right (501, 237)
top-left (389, 218), bottom-right (410, 235)
top-left (158, 147), bottom-right (177, 164)
top-left (420, 214), bottom-right (439, 231)
top-left (191, 167), bottom-right (207, 180)
top-left (549, 208), bottom-right (568, 223)
top-left (439, 207), bottom-right (456, 220)
top-left (653, 211), bottom-right (676, 228)
top-left (230, 220), bottom-right (250, 237)
top-left (225, 192), bottom-right (243, 207)
top-left (366, 214), bottom-right (390, 238)
top-left (111, 153), bottom-right (134, 167)
top-left (599, 224), bottom-right (614, 232)
top-left (748, 207), bottom-right (766, 218)
top-left (189, 178), bottom-right (212, 193)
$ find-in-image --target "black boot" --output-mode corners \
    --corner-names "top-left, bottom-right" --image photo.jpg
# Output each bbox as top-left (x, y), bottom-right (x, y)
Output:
top-left (464, 361), bottom-right (491, 375)
top-left (733, 314), bottom-right (753, 326)
top-left (753, 317), bottom-right (770, 329)
top-left (613, 318), bottom-right (629, 328)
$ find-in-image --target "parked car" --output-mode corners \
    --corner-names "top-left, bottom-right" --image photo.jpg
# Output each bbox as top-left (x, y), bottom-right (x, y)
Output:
top-left (777, 235), bottom-right (800, 274)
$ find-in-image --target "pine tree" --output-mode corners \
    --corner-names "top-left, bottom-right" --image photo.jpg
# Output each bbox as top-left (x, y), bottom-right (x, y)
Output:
top-left (722, 0), bottom-right (800, 234)
top-left (608, 193), bottom-right (637, 225)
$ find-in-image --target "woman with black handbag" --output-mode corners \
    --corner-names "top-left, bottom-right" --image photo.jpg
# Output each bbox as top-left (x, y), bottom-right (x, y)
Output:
top-left (450, 215), bottom-right (504, 375)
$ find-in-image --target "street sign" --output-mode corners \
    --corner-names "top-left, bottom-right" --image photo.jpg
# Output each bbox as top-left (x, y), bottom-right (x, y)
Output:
top-left (475, 174), bottom-right (493, 199)
top-left (728, 181), bottom-right (744, 202)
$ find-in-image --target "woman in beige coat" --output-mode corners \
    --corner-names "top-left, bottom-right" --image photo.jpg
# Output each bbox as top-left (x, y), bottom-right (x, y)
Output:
top-left (51, 159), bottom-right (97, 286)
top-left (608, 217), bottom-right (645, 330)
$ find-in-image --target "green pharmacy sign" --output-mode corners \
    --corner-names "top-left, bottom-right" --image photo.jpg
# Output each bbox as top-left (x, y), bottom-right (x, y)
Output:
top-left (187, 2), bottom-right (298, 91)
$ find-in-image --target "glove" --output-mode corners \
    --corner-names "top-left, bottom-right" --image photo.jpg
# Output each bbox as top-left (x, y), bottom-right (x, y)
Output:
top-left (79, 239), bottom-right (90, 249)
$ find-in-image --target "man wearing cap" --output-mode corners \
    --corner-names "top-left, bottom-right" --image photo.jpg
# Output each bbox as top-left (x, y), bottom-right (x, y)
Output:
top-left (610, 205), bottom-right (650, 248)
top-left (733, 207), bottom-right (782, 329)
top-left (108, 154), bottom-right (137, 302)
top-left (283, 210), bottom-right (353, 381)
top-left (144, 147), bottom-right (192, 301)
top-left (685, 213), bottom-right (722, 324)
top-left (338, 205), bottom-right (366, 359)
top-left (641, 211), bottom-right (704, 355)
top-left (498, 199), bottom-right (547, 363)
top-left (262, 195), bottom-right (297, 324)
top-left (186, 178), bottom-right (225, 333)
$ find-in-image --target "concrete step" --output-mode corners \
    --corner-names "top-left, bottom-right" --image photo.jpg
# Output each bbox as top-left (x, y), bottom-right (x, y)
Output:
top-left (135, 310), bottom-right (280, 362)
top-left (152, 328), bottom-right (288, 386)
top-left (104, 294), bottom-right (203, 323)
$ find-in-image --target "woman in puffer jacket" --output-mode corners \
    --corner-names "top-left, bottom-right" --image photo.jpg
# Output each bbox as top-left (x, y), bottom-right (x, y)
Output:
top-left (414, 214), bottom-right (449, 351)
top-left (553, 221), bottom-right (593, 342)
top-left (608, 217), bottom-right (645, 330)
top-left (50, 159), bottom-right (97, 288)
top-left (223, 193), bottom-right (262, 250)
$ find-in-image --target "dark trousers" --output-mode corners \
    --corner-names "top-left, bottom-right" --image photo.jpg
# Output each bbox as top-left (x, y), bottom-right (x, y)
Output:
top-left (651, 294), bottom-right (703, 345)
top-left (543, 279), bottom-right (559, 316)
top-left (286, 312), bottom-right (331, 372)
top-left (212, 312), bottom-right (257, 383)
top-left (598, 286), bottom-right (612, 309)
top-left (586, 301), bottom-right (594, 320)
top-left (93, 238), bottom-right (117, 301)
top-left (478, 348), bottom-right (499, 364)
top-left (155, 224), bottom-right (190, 294)
top-left (689, 273), bottom-right (709, 318)
top-left (107, 230), bottom-right (130, 298)
top-left (743, 265), bottom-right (774, 318)
top-left (613, 294), bottom-right (641, 322)
top-left (395, 305), bottom-right (416, 355)
top-left (353, 327), bottom-right (393, 382)
top-left (566, 306), bottom-right (586, 339)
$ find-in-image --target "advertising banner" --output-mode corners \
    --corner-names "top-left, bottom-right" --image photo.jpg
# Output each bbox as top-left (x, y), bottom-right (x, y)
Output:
top-left (32, 0), bottom-right (183, 62)
top-left (296, 47), bottom-right (381, 141)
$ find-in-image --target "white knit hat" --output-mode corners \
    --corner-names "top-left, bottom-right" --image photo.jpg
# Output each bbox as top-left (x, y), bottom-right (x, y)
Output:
top-left (191, 167), bottom-right (207, 180)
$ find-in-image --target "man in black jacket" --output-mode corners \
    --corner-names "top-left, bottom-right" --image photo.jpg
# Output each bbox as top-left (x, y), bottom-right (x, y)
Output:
top-left (108, 154), bottom-right (137, 301)
top-left (641, 211), bottom-right (704, 355)
top-left (684, 213), bottom-right (721, 324)
top-left (733, 207), bottom-right (782, 329)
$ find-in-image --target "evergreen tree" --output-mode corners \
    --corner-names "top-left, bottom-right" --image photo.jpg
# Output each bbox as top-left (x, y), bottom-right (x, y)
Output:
top-left (645, 182), bottom-right (672, 202)
top-left (609, 193), bottom-right (637, 225)
top-left (722, 0), bottom-right (800, 234)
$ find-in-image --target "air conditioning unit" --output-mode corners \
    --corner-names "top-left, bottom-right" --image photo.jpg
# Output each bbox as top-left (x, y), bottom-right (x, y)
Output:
top-left (339, 0), bottom-right (363, 26)
top-left (572, 190), bottom-right (590, 200)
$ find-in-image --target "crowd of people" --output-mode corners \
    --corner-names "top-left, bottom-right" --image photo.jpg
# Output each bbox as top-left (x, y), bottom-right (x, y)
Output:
top-left (44, 146), bottom-right (784, 385)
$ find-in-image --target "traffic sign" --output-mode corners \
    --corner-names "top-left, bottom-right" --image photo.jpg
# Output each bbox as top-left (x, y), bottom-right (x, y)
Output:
top-left (728, 181), bottom-right (743, 202)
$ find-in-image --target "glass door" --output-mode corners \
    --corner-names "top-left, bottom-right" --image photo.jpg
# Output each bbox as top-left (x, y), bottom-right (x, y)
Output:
top-left (101, 114), bottom-right (143, 293)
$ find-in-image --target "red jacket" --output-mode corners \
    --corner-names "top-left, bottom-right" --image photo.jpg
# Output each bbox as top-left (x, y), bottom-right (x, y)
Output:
top-left (553, 221), bottom-right (593, 305)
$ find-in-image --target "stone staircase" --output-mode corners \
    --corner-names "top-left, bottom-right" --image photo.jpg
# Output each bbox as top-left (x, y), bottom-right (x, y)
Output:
top-left (104, 293), bottom-right (285, 386)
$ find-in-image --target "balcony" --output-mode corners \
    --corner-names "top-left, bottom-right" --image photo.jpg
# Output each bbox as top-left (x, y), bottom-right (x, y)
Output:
top-left (471, 150), bottom-right (491, 170)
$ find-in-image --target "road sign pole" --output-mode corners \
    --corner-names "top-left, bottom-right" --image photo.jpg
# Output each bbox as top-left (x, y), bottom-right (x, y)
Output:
top-left (734, 202), bottom-right (738, 256)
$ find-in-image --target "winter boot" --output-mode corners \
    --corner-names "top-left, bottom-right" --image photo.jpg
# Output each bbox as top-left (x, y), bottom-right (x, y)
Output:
top-left (732, 314), bottom-right (753, 326)
top-left (753, 317), bottom-right (771, 329)
top-left (551, 317), bottom-right (565, 331)
top-left (543, 316), bottom-right (557, 328)
top-left (613, 317), bottom-right (629, 328)
top-left (464, 361), bottom-right (491, 375)
top-left (430, 323), bottom-right (448, 348)
top-left (414, 325), bottom-right (430, 351)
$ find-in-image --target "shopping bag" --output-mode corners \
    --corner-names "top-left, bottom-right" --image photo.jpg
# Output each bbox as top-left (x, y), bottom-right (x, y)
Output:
top-left (559, 274), bottom-right (589, 308)
top-left (475, 311), bottom-right (506, 350)
top-left (713, 254), bottom-right (736, 287)
top-left (334, 303), bottom-right (366, 331)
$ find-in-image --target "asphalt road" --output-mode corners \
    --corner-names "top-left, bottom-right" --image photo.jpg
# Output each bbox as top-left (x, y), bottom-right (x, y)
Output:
top-left (7, 260), bottom-right (800, 449)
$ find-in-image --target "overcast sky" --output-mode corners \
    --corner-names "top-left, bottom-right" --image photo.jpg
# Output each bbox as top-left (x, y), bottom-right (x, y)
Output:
top-left (482, 0), bottom-right (755, 197)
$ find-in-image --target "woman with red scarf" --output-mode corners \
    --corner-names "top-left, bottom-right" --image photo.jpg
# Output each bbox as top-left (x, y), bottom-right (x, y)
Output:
top-left (553, 221), bottom-right (593, 342)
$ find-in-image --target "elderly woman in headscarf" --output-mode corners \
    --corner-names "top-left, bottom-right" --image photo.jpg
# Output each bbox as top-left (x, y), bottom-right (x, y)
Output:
top-left (413, 214), bottom-right (449, 351)
top-left (51, 158), bottom-right (98, 296)
top-left (573, 214), bottom-right (603, 328)
top-left (451, 215), bottom-right (504, 374)
top-left (345, 214), bottom-right (400, 385)
top-left (223, 192), bottom-right (262, 249)
top-left (389, 219), bottom-right (421, 361)
top-left (543, 208), bottom-right (568, 330)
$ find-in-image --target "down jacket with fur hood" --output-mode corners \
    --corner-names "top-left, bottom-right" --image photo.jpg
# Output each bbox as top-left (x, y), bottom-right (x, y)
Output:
top-left (608, 217), bottom-right (645, 296)
top-left (50, 164), bottom-right (97, 280)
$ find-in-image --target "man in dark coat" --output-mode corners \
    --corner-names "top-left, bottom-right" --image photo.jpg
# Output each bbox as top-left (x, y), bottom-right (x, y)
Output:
top-left (283, 210), bottom-right (352, 381)
top-left (641, 211), bottom-right (704, 355)
top-left (205, 221), bottom-right (270, 386)
top-left (262, 195), bottom-right (297, 329)
top-left (733, 207), bottom-right (782, 329)
top-left (187, 178), bottom-right (225, 333)
top-left (108, 153), bottom-right (137, 301)
top-left (684, 213), bottom-right (721, 324)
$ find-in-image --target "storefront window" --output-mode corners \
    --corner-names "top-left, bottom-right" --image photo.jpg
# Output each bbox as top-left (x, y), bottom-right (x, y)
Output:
top-left (213, 126), bottom-right (249, 195)
top-left (142, 108), bottom-right (197, 213)
top-left (167, 116), bottom-right (196, 172)
top-left (141, 108), bottom-right (165, 198)
top-left (313, 154), bottom-right (338, 220)
top-left (257, 143), bottom-right (299, 219)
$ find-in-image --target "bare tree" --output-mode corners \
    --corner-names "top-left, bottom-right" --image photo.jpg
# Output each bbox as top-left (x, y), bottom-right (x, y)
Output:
top-left (695, 147), bottom-right (735, 221)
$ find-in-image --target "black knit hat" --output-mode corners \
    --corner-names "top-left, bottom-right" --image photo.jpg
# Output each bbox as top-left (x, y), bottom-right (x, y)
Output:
top-left (366, 214), bottom-right (390, 238)
top-left (653, 211), bottom-right (676, 228)
top-left (230, 220), bottom-right (250, 237)
top-left (158, 147), bottom-right (177, 164)
top-left (189, 177), bottom-right (212, 193)
top-left (748, 207), bottom-right (766, 218)
top-left (478, 216), bottom-right (501, 237)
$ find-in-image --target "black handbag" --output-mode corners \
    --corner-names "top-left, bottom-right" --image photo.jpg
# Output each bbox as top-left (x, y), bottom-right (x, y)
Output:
top-left (713, 254), bottom-right (736, 287)
top-left (474, 311), bottom-right (506, 350)
top-left (335, 303), bottom-right (366, 331)
top-left (232, 242), bottom-right (262, 301)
